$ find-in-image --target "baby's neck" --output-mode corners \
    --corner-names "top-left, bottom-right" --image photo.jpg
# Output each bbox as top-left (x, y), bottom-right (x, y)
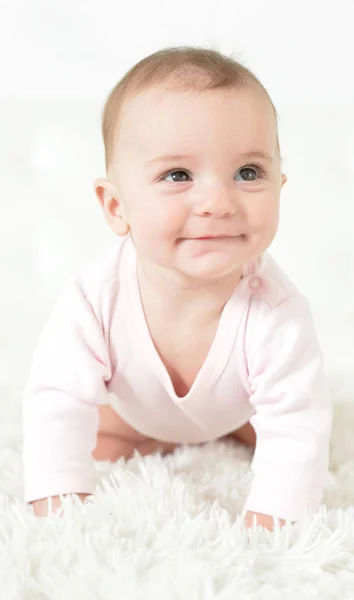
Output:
top-left (136, 260), bottom-right (243, 323)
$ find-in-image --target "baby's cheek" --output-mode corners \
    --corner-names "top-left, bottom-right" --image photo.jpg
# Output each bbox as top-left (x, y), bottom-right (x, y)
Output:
top-left (251, 201), bottom-right (279, 236)
top-left (133, 211), bottom-right (176, 259)
top-left (154, 206), bottom-right (184, 240)
top-left (144, 213), bottom-right (172, 241)
top-left (131, 205), bottom-right (159, 236)
top-left (245, 209), bottom-right (279, 257)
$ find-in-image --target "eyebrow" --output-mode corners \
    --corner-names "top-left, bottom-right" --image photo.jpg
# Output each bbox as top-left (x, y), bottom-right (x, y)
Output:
top-left (145, 151), bottom-right (274, 167)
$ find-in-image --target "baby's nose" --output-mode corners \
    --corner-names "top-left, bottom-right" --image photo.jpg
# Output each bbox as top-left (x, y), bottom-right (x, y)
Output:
top-left (195, 193), bottom-right (236, 217)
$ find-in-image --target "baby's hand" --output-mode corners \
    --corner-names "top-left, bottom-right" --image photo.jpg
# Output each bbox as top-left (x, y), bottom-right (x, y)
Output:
top-left (31, 493), bottom-right (90, 517)
top-left (245, 511), bottom-right (287, 531)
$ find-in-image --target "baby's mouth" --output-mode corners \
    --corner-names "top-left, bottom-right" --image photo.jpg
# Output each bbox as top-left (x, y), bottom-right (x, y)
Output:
top-left (194, 235), bottom-right (234, 240)
top-left (179, 234), bottom-right (246, 242)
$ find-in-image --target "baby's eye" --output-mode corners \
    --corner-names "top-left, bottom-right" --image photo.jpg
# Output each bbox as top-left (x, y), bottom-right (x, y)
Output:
top-left (160, 163), bottom-right (266, 183)
top-left (162, 170), bottom-right (191, 183)
top-left (236, 166), bottom-right (261, 182)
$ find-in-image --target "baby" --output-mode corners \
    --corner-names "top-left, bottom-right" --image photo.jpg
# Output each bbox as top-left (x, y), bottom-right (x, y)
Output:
top-left (22, 46), bottom-right (333, 529)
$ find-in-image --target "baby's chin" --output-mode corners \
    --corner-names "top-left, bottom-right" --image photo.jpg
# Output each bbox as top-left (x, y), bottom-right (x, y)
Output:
top-left (173, 236), bottom-right (255, 278)
top-left (174, 251), bottom-right (248, 282)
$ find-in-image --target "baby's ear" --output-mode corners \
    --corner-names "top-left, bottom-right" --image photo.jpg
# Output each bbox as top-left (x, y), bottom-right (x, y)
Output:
top-left (281, 173), bottom-right (288, 187)
top-left (93, 177), bottom-right (116, 208)
top-left (93, 177), bottom-right (130, 236)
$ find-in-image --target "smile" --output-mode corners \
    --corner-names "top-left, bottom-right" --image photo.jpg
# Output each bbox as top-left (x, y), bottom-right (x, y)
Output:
top-left (190, 234), bottom-right (244, 241)
top-left (195, 235), bottom-right (234, 240)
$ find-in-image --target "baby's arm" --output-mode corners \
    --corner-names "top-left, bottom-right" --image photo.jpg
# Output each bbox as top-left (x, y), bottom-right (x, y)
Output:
top-left (244, 293), bottom-right (333, 525)
top-left (31, 494), bottom-right (90, 517)
top-left (23, 277), bottom-right (111, 516)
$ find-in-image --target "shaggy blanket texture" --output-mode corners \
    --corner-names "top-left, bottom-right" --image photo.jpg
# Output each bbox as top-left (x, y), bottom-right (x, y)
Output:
top-left (0, 377), bottom-right (353, 599)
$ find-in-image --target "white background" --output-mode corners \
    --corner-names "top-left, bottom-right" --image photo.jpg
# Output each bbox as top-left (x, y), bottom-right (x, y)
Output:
top-left (1, 0), bottom-right (353, 401)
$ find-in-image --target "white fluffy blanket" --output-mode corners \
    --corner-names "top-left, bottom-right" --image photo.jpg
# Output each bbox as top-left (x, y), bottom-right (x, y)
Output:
top-left (1, 377), bottom-right (353, 599)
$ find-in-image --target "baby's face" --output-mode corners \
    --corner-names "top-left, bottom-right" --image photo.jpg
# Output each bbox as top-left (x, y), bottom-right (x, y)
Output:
top-left (102, 85), bottom-right (286, 281)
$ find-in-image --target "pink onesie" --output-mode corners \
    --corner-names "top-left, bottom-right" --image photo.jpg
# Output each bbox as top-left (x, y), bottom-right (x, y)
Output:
top-left (22, 234), bottom-right (333, 521)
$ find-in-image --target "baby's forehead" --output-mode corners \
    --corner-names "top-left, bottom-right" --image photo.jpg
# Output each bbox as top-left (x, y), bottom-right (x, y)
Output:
top-left (122, 84), bottom-right (265, 118)
top-left (117, 85), bottom-right (277, 158)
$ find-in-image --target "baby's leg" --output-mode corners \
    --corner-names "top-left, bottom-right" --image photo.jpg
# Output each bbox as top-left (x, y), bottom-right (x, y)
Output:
top-left (92, 405), bottom-right (178, 461)
top-left (93, 434), bottom-right (178, 461)
top-left (93, 405), bottom-right (256, 462)
top-left (225, 421), bottom-right (256, 447)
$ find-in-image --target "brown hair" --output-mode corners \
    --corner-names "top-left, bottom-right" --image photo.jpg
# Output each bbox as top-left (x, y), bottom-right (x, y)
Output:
top-left (101, 45), bottom-right (280, 174)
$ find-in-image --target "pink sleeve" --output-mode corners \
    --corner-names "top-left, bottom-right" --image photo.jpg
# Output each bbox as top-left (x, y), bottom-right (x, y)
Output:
top-left (22, 277), bottom-right (112, 503)
top-left (244, 294), bottom-right (333, 522)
